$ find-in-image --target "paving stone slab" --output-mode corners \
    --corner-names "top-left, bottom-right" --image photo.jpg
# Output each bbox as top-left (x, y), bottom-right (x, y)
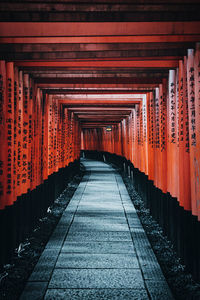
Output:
top-left (72, 216), bottom-right (127, 224)
top-left (20, 282), bottom-right (48, 300)
top-left (44, 288), bottom-right (149, 300)
top-left (128, 218), bottom-right (143, 228)
top-left (56, 215), bottom-right (74, 226)
top-left (82, 193), bottom-right (120, 198)
top-left (83, 203), bottom-right (123, 207)
top-left (49, 268), bottom-right (144, 289)
top-left (77, 208), bottom-right (125, 213)
top-left (45, 226), bottom-right (70, 249)
top-left (65, 231), bottom-right (132, 242)
top-left (131, 229), bottom-right (168, 281)
top-left (74, 211), bottom-right (125, 218)
top-left (123, 204), bottom-right (136, 211)
top-left (79, 199), bottom-right (122, 204)
top-left (126, 211), bottom-right (140, 218)
top-left (68, 223), bottom-right (130, 232)
top-left (56, 253), bottom-right (139, 269)
top-left (28, 249), bottom-right (60, 282)
top-left (61, 241), bottom-right (135, 254)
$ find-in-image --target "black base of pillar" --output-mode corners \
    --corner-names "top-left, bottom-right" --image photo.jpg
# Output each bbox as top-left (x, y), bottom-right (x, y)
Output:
top-left (0, 159), bottom-right (80, 267)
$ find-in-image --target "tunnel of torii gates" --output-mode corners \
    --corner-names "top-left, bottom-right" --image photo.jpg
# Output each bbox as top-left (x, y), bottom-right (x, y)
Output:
top-left (0, 12), bottom-right (200, 280)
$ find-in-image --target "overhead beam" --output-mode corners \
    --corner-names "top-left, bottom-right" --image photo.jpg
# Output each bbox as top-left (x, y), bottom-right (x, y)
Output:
top-left (1, 12), bottom-right (199, 22)
top-left (15, 60), bottom-right (178, 68)
top-left (81, 123), bottom-right (120, 128)
top-left (0, 42), bottom-right (193, 52)
top-left (38, 83), bottom-right (157, 89)
top-left (76, 113), bottom-right (130, 116)
top-left (36, 77), bottom-right (162, 84)
top-left (43, 89), bottom-right (148, 94)
top-left (61, 99), bottom-right (139, 106)
top-left (1, 22), bottom-right (199, 36)
top-left (32, 73), bottom-right (167, 78)
top-left (1, 3), bottom-right (199, 12)
top-left (68, 107), bottom-right (132, 111)
top-left (0, 49), bottom-right (188, 60)
top-left (1, 35), bottom-right (200, 44)
top-left (78, 116), bottom-right (125, 119)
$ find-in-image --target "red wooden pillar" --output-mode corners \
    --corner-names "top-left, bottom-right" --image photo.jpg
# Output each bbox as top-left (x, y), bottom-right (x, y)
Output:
top-left (29, 77), bottom-right (34, 189)
top-left (175, 67), bottom-right (180, 200)
top-left (111, 125), bottom-right (114, 154)
top-left (13, 67), bottom-right (18, 199)
top-left (126, 117), bottom-right (129, 160)
top-left (129, 112), bottom-right (133, 164)
top-left (60, 105), bottom-right (64, 166)
top-left (121, 119), bottom-right (126, 158)
top-left (147, 92), bottom-right (155, 182)
top-left (178, 59), bottom-right (191, 210)
top-left (194, 44), bottom-right (200, 220)
top-left (74, 117), bottom-right (77, 158)
top-left (167, 70), bottom-right (177, 198)
top-left (159, 79), bottom-right (167, 193)
top-left (139, 104), bottom-right (144, 173)
top-left (77, 118), bottom-right (80, 157)
top-left (67, 109), bottom-right (70, 164)
top-left (0, 61), bottom-right (7, 209)
top-left (71, 112), bottom-right (74, 162)
top-left (63, 107), bottom-right (69, 167)
top-left (154, 88), bottom-right (160, 188)
top-left (86, 129), bottom-right (89, 151)
top-left (62, 107), bottom-right (65, 167)
top-left (68, 110), bottom-right (73, 164)
top-left (135, 104), bottom-right (140, 170)
top-left (78, 122), bottom-right (81, 156)
top-left (21, 74), bottom-right (30, 194)
top-left (187, 49), bottom-right (198, 216)
top-left (132, 108), bottom-right (136, 168)
top-left (73, 116), bottom-right (77, 157)
top-left (111, 125), bottom-right (114, 153)
top-left (57, 103), bottom-right (62, 170)
top-left (17, 71), bottom-right (24, 195)
top-left (68, 111), bottom-right (72, 162)
top-left (35, 88), bottom-right (42, 186)
top-left (118, 122), bottom-right (122, 157)
top-left (146, 93), bottom-right (150, 177)
top-left (42, 93), bottom-right (48, 181)
top-left (33, 86), bottom-right (37, 186)
top-left (81, 130), bottom-right (84, 150)
top-left (78, 120), bottom-right (81, 157)
top-left (6, 62), bottom-right (15, 205)
top-left (47, 95), bottom-right (53, 176)
top-left (53, 99), bottom-right (58, 172)
top-left (142, 96), bottom-right (148, 175)
top-left (103, 128), bottom-right (106, 152)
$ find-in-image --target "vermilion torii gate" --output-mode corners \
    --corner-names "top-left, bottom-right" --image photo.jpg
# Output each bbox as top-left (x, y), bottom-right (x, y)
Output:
top-left (0, 0), bottom-right (200, 281)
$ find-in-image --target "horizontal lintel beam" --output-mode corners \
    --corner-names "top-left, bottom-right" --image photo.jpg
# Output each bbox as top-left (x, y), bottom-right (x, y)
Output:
top-left (1, 35), bottom-right (200, 44)
top-left (1, 22), bottom-right (199, 36)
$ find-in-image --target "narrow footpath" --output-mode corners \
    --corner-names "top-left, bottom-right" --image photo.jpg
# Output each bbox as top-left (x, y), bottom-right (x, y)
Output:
top-left (20, 159), bottom-right (174, 300)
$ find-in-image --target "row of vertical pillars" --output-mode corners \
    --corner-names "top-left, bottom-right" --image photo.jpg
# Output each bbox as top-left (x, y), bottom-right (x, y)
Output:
top-left (0, 160), bottom-right (80, 267)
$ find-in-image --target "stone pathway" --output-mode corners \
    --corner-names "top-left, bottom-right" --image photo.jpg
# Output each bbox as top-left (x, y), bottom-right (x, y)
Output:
top-left (20, 159), bottom-right (174, 300)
